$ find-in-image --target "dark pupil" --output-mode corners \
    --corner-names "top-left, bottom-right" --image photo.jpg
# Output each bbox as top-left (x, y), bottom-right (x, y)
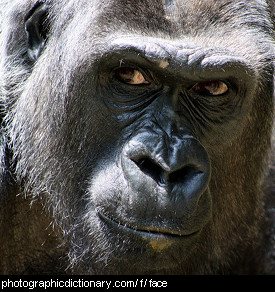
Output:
top-left (118, 68), bottom-right (135, 82)
top-left (200, 81), bottom-right (218, 94)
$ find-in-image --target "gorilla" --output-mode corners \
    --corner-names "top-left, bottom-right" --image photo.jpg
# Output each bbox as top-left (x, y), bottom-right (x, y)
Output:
top-left (0, 0), bottom-right (274, 275)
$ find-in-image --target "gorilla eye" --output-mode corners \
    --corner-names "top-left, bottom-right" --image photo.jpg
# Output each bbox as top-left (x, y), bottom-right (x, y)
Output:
top-left (191, 80), bottom-right (229, 96)
top-left (115, 67), bottom-right (149, 85)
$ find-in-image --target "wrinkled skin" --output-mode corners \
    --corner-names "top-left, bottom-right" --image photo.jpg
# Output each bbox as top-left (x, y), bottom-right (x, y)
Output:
top-left (0, 0), bottom-right (274, 274)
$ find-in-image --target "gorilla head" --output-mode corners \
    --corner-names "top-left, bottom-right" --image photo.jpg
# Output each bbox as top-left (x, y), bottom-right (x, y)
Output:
top-left (0, 0), bottom-right (274, 274)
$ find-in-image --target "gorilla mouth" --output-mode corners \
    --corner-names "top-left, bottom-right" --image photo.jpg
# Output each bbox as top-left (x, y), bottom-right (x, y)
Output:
top-left (98, 211), bottom-right (198, 239)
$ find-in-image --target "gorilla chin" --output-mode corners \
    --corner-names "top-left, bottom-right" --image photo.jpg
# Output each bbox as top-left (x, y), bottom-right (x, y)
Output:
top-left (95, 209), bottom-right (206, 274)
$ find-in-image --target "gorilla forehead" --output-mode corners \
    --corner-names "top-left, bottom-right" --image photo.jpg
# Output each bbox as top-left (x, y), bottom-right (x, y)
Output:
top-left (86, 0), bottom-right (272, 32)
top-left (51, 0), bottom-right (272, 33)
top-left (51, 0), bottom-right (273, 68)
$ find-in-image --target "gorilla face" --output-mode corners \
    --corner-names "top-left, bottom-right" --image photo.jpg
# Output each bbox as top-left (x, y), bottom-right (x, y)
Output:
top-left (1, 0), bottom-right (274, 274)
top-left (75, 37), bottom-right (257, 273)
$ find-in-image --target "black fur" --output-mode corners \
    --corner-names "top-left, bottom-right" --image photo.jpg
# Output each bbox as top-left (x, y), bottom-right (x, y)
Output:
top-left (0, 0), bottom-right (274, 274)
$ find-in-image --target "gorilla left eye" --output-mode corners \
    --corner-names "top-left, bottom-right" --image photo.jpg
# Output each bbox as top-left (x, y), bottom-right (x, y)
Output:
top-left (191, 80), bottom-right (229, 96)
top-left (115, 67), bottom-right (149, 85)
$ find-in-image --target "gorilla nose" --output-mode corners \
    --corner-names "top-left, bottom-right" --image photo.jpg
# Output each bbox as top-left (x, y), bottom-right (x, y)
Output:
top-left (134, 155), bottom-right (203, 188)
top-left (121, 130), bottom-right (211, 214)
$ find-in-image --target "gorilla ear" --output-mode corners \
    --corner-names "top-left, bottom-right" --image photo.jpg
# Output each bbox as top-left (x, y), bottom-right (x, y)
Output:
top-left (25, 3), bottom-right (49, 62)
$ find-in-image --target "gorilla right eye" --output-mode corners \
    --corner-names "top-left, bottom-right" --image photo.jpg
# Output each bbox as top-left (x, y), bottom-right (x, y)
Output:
top-left (191, 80), bottom-right (229, 96)
top-left (115, 67), bottom-right (150, 85)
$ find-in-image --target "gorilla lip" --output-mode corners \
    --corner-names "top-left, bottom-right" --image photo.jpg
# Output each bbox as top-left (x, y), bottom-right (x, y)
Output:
top-left (98, 211), bottom-right (198, 239)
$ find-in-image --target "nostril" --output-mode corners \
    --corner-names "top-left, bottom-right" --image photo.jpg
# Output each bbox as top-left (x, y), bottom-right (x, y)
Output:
top-left (134, 157), bottom-right (203, 188)
top-left (135, 157), bottom-right (166, 186)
